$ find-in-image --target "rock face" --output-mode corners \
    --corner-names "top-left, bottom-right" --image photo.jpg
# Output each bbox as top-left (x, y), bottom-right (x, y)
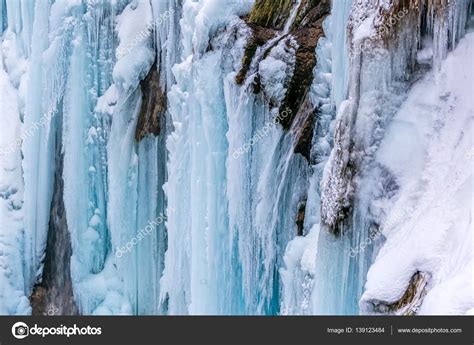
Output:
top-left (235, 24), bottom-right (276, 86)
top-left (320, 0), bottom-right (469, 234)
top-left (236, 0), bottom-right (330, 160)
top-left (30, 139), bottom-right (78, 316)
top-left (135, 61), bottom-right (167, 142)
top-left (279, 1), bottom-right (329, 130)
top-left (364, 272), bottom-right (430, 315)
top-left (248, 0), bottom-right (296, 29)
top-left (291, 93), bottom-right (315, 162)
top-left (296, 201), bottom-right (306, 236)
top-left (388, 272), bottom-right (430, 315)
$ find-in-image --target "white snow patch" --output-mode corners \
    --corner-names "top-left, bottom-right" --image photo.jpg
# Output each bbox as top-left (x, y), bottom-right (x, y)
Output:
top-left (361, 33), bottom-right (474, 315)
top-left (113, 0), bottom-right (155, 94)
top-left (0, 62), bottom-right (30, 314)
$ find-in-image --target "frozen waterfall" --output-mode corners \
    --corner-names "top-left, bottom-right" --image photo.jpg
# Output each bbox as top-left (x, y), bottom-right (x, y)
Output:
top-left (0, 0), bottom-right (472, 316)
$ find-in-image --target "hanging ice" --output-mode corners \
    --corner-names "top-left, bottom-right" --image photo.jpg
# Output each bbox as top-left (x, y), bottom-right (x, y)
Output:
top-left (0, 0), bottom-right (472, 317)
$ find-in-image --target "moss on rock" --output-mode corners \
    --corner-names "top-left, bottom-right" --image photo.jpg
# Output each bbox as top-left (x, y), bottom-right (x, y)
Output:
top-left (279, 0), bottom-right (330, 130)
top-left (248, 0), bottom-right (294, 29)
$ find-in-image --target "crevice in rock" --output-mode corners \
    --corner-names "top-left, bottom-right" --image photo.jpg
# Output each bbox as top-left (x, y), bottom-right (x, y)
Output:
top-left (292, 92), bottom-right (315, 161)
top-left (135, 60), bottom-right (167, 142)
top-left (235, 23), bottom-right (276, 85)
top-left (296, 201), bottom-right (306, 236)
top-left (279, 0), bottom-right (330, 130)
top-left (30, 129), bottom-right (79, 316)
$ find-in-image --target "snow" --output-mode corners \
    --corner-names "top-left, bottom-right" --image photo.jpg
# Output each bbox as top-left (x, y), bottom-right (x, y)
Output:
top-left (95, 84), bottom-right (117, 115)
top-left (258, 37), bottom-right (297, 106)
top-left (113, 0), bottom-right (155, 94)
top-left (72, 259), bottom-right (132, 315)
top-left (352, 13), bottom-right (376, 43)
top-left (192, 0), bottom-right (253, 55)
top-left (280, 225), bottom-right (319, 314)
top-left (417, 38), bottom-right (434, 64)
top-left (0, 62), bottom-right (30, 314)
top-left (1, 30), bottom-right (29, 88)
top-left (1, 0), bottom-right (472, 317)
top-left (360, 32), bottom-right (474, 315)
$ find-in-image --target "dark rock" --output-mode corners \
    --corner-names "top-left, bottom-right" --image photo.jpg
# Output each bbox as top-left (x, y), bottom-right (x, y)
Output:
top-left (235, 23), bottom-right (276, 85)
top-left (238, 0), bottom-right (330, 161)
top-left (30, 131), bottom-right (79, 316)
top-left (279, 1), bottom-right (330, 130)
top-left (292, 93), bottom-right (315, 162)
top-left (296, 201), bottom-right (306, 236)
top-left (370, 271), bottom-right (430, 315)
top-left (135, 61), bottom-right (166, 141)
top-left (248, 0), bottom-right (295, 30)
